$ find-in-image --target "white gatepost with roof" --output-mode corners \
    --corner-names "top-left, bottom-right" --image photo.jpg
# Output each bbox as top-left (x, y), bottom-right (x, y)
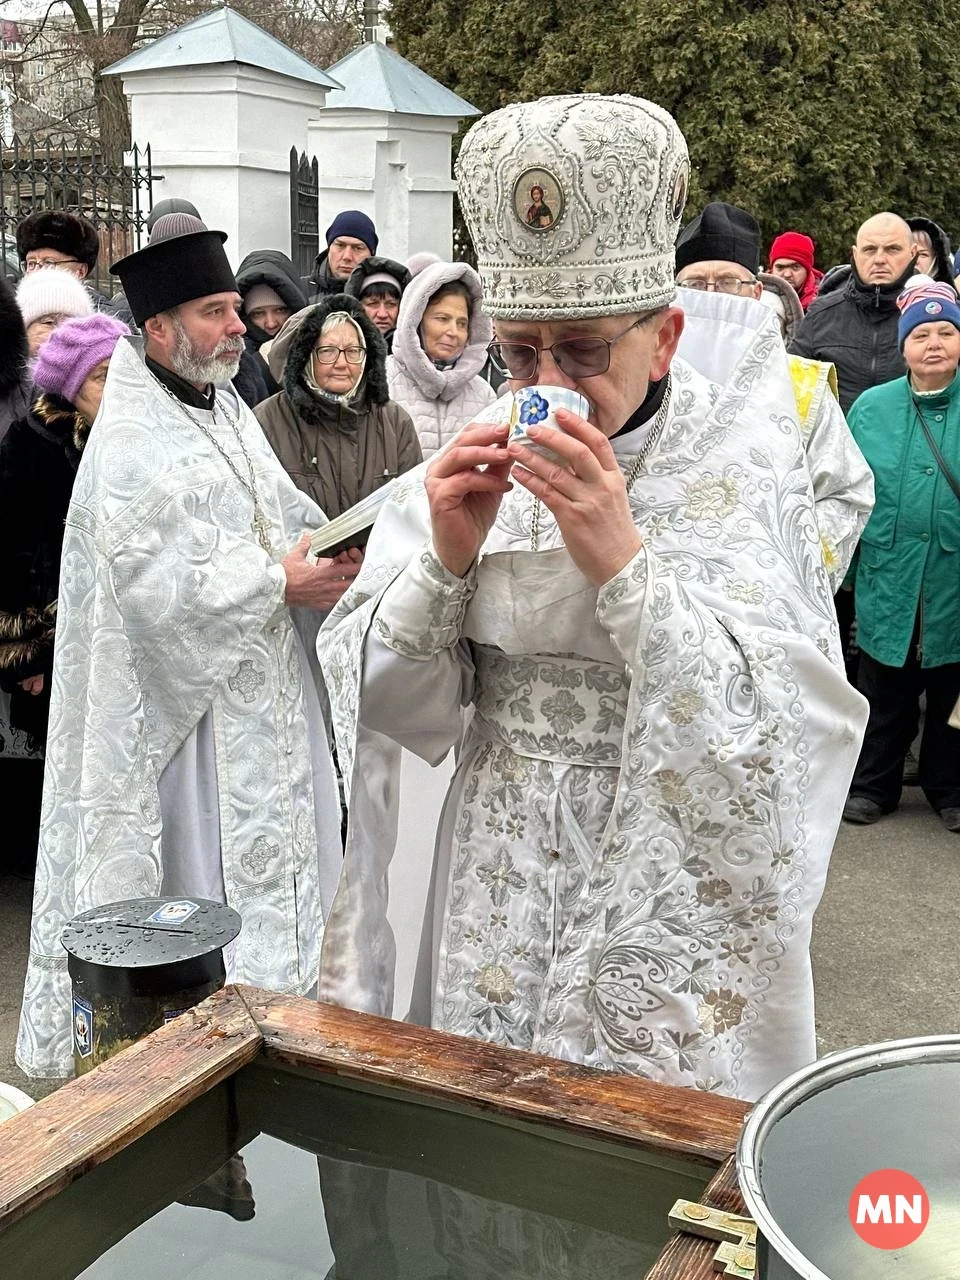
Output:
top-left (105, 7), bottom-right (341, 265)
top-left (308, 41), bottom-right (480, 263)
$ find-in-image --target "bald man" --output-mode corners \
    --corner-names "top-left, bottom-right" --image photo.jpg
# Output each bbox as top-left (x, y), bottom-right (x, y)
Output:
top-left (790, 212), bottom-right (918, 412)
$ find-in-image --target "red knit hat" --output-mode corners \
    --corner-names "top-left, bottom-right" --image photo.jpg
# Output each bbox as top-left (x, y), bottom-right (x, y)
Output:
top-left (768, 231), bottom-right (815, 272)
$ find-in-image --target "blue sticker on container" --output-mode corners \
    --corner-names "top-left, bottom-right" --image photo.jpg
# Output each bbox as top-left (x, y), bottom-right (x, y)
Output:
top-left (145, 900), bottom-right (200, 926)
top-left (73, 996), bottom-right (93, 1059)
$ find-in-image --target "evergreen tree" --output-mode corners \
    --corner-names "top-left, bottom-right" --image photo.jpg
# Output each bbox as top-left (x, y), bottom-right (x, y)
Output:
top-left (391, 0), bottom-right (960, 266)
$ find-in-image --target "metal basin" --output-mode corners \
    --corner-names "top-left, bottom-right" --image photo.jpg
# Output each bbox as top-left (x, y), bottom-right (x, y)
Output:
top-left (738, 1035), bottom-right (960, 1278)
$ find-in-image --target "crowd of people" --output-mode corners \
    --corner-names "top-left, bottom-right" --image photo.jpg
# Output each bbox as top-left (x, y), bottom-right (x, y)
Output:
top-left (1, 90), bottom-right (957, 1104)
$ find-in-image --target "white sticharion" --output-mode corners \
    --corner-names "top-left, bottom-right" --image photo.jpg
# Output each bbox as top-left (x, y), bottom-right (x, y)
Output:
top-left (17, 338), bottom-right (343, 1078)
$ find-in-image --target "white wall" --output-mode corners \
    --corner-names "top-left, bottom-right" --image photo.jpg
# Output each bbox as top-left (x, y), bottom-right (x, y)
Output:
top-left (123, 63), bottom-right (330, 265)
top-left (307, 110), bottom-right (460, 263)
top-left (120, 62), bottom-right (467, 270)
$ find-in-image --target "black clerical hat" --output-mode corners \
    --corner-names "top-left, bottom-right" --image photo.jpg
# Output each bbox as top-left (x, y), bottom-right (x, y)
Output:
top-left (110, 230), bottom-right (237, 325)
top-left (675, 202), bottom-right (761, 274)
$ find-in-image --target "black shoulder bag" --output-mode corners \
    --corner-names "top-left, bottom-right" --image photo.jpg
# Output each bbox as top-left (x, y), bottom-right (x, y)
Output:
top-left (912, 397), bottom-right (960, 504)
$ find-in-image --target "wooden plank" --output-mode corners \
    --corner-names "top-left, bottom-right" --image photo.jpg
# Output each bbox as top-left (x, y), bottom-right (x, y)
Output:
top-left (241, 987), bottom-right (750, 1168)
top-left (0, 1087), bottom-right (256, 1280)
top-left (0, 985), bottom-right (261, 1233)
top-left (644, 1156), bottom-right (747, 1279)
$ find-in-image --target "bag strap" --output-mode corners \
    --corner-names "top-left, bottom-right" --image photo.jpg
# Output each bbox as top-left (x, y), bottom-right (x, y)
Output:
top-left (912, 398), bottom-right (960, 504)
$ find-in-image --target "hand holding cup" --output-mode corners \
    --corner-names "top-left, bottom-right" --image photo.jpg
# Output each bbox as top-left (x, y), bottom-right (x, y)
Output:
top-left (507, 392), bottom-right (642, 586)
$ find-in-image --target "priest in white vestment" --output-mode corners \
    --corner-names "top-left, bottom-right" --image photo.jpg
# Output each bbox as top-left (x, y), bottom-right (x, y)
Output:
top-left (317, 95), bottom-right (870, 1102)
top-left (18, 228), bottom-right (351, 1078)
top-left (671, 200), bottom-right (874, 590)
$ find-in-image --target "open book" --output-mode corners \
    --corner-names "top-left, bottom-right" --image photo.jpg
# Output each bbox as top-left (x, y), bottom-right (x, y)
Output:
top-left (308, 395), bottom-right (514, 557)
top-left (308, 477), bottom-right (400, 557)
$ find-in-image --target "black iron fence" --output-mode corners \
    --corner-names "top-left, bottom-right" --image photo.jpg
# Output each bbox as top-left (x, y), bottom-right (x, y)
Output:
top-left (0, 134), bottom-right (153, 296)
top-left (290, 148), bottom-right (319, 281)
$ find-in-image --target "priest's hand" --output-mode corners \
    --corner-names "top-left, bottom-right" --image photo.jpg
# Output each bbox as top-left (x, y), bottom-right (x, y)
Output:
top-left (333, 547), bottom-right (364, 570)
top-left (283, 535), bottom-right (361, 610)
top-left (426, 422), bottom-right (513, 577)
top-left (19, 674), bottom-right (43, 695)
top-left (509, 411), bottom-right (641, 586)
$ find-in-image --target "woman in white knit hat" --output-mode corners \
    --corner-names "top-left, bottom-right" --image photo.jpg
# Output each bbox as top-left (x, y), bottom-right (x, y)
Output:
top-left (15, 267), bottom-right (93, 357)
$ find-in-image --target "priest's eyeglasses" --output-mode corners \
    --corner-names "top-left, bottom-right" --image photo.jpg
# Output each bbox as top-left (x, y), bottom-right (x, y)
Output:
top-left (678, 275), bottom-right (757, 294)
top-left (487, 317), bottom-right (643, 382)
top-left (313, 344), bottom-right (366, 364)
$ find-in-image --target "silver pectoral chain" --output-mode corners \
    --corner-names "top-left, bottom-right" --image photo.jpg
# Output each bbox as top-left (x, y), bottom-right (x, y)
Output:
top-left (530, 372), bottom-right (672, 551)
top-left (153, 376), bottom-right (276, 558)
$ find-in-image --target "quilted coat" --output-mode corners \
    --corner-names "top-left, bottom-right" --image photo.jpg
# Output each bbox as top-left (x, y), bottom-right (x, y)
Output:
top-left (386, 261), bottom-right (495, 457)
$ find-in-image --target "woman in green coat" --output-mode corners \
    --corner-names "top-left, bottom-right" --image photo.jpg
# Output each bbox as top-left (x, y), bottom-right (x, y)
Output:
top-left (843, 277), bottom-right (960, 832)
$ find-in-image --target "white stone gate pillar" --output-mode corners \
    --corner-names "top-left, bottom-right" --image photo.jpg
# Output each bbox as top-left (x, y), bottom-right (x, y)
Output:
top-left (310, 42), bottom-right (479, 263)
top-left (105, 8), bottom-right (340, 266)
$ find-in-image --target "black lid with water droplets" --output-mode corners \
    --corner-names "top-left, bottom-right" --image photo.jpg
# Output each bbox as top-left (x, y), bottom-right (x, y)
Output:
top-left (62, 897), bottom-right (242, 997)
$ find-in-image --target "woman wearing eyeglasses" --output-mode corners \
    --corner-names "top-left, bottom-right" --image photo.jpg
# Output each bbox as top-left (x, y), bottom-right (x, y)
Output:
top-left (254, 294), bottom-right (422, 526)
top-left (386, 260), bottom-right (496, 458)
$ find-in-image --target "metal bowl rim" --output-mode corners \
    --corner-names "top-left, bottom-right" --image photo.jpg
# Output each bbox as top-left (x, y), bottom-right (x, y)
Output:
top-left (737, 1033), bottom-right (960, 1279)
top-left (0, 1081), bottom-right (35, 1119)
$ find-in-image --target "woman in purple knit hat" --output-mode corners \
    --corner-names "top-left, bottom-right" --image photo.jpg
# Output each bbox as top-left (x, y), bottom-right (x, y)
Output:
top-left (0, 313), bottom-right (128, 873)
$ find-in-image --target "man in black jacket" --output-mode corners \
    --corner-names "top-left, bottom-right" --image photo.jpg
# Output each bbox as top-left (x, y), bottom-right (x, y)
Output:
top-left (789, 212), bottom-right (918, 413)
top-left (306, 211), bottom-right (377, 301)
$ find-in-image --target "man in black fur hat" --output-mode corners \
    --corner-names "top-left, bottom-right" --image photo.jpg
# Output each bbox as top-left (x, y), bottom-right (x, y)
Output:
top-left (16, 209), bottom-right (134, 326)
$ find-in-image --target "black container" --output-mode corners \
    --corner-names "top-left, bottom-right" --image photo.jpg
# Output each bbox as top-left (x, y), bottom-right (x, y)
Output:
top-left (61, 897), bottom-right (241, 1075)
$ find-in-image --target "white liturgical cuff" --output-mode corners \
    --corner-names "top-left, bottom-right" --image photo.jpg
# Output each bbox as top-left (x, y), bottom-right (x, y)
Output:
top-left (373, 542), bottom-right (478, 659)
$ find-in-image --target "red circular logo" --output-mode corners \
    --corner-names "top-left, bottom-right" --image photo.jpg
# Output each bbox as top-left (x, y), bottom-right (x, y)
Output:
top-left (848, 1169), bottom-right (929, 1249)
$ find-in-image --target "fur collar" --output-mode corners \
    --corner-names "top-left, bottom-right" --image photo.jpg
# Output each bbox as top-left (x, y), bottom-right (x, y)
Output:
top-left (31, 392), bottom-right (90, 454)
top-left (268, 294), bottom-right (390, 428)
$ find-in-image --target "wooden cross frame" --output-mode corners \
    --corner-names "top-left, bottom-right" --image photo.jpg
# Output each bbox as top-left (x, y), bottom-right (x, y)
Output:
top-left (668, 1199), bottom-right (757, 1278)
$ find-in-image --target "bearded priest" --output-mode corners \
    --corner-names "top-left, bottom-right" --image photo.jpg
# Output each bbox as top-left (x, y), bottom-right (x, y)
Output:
top-left (17, 228), bottom-right (351, 1078)
top-left (318, 95), bottom-right (869, 1102)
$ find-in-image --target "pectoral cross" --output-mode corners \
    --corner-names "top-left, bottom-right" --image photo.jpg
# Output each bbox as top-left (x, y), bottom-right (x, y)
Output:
top-left (668, 1200), bottom-right (757, 1278)
top-left (252, 507), bottom-right (275, 558)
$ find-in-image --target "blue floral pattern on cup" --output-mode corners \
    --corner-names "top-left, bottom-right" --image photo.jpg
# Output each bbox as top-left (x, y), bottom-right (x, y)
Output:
top-left (508, 385), bottom-right (589, 458)
top-left (518, 392), bottom-right (549, 426)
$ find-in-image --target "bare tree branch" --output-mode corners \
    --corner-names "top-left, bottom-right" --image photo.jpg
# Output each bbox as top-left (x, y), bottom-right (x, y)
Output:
top-left (0, 0), bottom-right (364, 160)
top-left (62, 0), bottom-right (94, 37)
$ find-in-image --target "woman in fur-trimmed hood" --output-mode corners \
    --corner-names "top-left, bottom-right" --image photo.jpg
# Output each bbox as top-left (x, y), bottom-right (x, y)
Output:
top-left (386, 260), bottom-right (496, 457)
top-left (0, 313), bottom-right (129, 749)
top-left (255, 292), bottom-right (421, 523)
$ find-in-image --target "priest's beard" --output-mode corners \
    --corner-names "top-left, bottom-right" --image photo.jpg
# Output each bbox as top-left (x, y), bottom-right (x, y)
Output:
top-left (170, 315), bottom-right (244, 386)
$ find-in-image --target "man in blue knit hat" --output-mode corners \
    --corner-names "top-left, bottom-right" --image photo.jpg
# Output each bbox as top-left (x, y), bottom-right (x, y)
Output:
top-left (308, 210), bottom-right (379, 301)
